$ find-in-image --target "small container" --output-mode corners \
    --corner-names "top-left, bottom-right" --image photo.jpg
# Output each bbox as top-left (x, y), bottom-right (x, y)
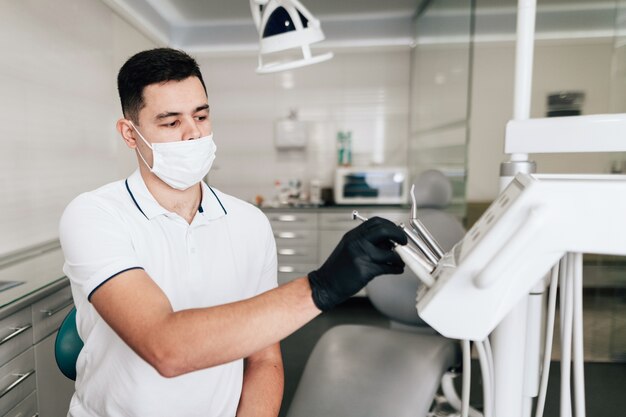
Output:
top-left (309, 179), bottom-right (322, 205)
top-left (336, 131), bottom-right (353, 167)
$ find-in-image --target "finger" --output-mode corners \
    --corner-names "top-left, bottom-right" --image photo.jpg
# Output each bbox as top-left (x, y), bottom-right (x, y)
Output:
top-left (360, 240), bottom-right (405, 266)
top-left (360, 218), bottom-right (408, 246)
top-left (381, 263), bottom-right (405, 275)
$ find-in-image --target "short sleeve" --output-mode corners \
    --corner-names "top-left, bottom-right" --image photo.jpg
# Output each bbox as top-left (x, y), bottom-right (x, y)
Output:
top-left (59, 193), bottom-right (143, 302)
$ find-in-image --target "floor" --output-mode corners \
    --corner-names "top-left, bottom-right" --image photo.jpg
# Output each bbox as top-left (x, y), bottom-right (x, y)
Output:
top-left (278, 296), bottom-right (626, 417)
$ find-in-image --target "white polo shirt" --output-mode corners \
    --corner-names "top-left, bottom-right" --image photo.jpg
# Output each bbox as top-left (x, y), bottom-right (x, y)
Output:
top-left (59, 169), bottom-right (277, 417)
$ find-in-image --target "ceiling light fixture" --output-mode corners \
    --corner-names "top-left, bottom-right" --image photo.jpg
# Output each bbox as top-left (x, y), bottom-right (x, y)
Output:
top-left (250, 0), bottom-right (333, 74)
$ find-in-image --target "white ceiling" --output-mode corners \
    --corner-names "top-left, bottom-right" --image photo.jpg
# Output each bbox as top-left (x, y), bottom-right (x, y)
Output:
top-left (145, 0), bottom-right (420, 24)
top-left (100, 0), bottom-right (620, 54)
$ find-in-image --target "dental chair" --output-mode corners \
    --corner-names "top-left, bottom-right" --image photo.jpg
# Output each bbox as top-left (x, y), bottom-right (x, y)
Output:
top-left (55, 307), bottom-right (83, 381)
top-left (285, 170), bottom-right (465, 417)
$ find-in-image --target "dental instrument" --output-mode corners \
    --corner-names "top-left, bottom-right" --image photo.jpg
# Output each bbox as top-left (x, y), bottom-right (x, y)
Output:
top-left (409, 184), bottom-right (444, 260)
top-left (351, 210), bottom-right (435, 287)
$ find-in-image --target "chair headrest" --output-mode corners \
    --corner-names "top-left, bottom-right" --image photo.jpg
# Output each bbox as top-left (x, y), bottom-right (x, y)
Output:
top-left (412, 169), bottom-right (453, 209)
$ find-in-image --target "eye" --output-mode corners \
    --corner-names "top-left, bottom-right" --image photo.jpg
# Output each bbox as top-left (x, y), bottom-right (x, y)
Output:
top-left (161, 120), bottom-right (179, 128)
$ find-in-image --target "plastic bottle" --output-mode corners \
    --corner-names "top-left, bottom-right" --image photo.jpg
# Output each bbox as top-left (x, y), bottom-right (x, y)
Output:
top-left (336, 131), bottom-right (345, 165)
top-left (345, 131), bottom-right (352, 166)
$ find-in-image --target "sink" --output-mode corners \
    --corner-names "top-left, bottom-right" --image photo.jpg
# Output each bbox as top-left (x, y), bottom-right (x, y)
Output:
top-left (0, 281), bottom-right (24, 292)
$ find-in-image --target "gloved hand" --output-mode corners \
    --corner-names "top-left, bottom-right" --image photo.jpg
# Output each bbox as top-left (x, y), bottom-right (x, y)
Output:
top-left (308, 217), bottom-right (408, 311)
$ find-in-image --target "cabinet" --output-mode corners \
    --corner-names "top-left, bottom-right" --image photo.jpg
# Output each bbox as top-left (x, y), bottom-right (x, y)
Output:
top-left (34, 331), bottom-right (74, 417)
top-left (266, 212), bottom-right (318, 285)
top-left (0, 281), bottom-right (74, 417)
top-left (32, 285), bottom-right (74, 417)
top-left (0, 307), bottom-right (36, 416)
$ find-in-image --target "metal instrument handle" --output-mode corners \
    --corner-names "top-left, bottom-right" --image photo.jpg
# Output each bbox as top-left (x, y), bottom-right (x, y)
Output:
top-left (409, 183), bottom-right (444, 259)
top-left (40, 299), bottom-right (73, 317)
top-left (410, 218), bottom-right (445, 259)
top-left (0, 325), bottom-right (32, 346)
top-left (0, 369), bottom-right (35, 398)
top-left (400, 223), bottom-right (438, 266)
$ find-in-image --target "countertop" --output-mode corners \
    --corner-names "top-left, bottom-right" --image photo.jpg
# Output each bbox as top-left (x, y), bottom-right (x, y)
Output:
top-left (0, 246), bottom-right (67, 318)
top-left (260, 204), bottom-right (411, 212)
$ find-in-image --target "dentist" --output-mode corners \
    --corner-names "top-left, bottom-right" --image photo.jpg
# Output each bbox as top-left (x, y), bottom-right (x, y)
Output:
top-left (59, 48), bottom-right (406, 417)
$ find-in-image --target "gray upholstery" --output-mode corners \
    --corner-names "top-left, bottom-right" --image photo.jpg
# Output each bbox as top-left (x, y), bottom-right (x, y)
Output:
top-left (411, 169), bottom-right (453, 208)
top-left (286, 325), bottom-right (459, 417)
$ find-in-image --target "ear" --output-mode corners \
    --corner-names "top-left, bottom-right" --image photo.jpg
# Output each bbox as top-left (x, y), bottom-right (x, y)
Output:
top-left (117, 119), bottom-right (137, 149)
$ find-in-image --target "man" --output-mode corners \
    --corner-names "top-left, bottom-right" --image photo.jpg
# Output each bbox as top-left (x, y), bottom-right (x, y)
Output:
top-left (59, 48), bottom-right (406, 417)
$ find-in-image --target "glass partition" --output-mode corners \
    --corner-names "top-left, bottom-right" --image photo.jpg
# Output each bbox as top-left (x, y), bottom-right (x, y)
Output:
top-left (408, 0), bottom-right (475, 219)
top-left (606, 0), bottom-right (626, 363)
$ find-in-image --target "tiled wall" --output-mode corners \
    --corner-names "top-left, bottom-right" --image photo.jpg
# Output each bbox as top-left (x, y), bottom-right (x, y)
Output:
top-left (0, 0), bottom-right (155, 256)
top-left (197, 49), bottom-right (411, 204)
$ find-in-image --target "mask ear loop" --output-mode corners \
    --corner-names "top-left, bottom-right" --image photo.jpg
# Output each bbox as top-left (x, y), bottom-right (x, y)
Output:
top-left (128, 121), bottom-right (154, 170)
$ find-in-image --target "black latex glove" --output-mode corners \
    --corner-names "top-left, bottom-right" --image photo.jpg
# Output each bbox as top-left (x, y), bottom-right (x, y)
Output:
top-left (308, 217), bottom-right (408, 311)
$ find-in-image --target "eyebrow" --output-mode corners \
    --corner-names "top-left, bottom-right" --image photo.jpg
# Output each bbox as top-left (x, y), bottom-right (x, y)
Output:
top-left (155, 104), bottom-right (210, 120)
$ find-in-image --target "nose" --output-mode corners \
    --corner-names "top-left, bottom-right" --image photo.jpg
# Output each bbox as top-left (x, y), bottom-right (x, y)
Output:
top-left (182, 117), bottom-right (202, 141)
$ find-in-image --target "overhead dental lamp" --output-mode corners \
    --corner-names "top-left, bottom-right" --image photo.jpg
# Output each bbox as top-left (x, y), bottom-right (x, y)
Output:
top-left (250, 0), bottom-right (333, 74)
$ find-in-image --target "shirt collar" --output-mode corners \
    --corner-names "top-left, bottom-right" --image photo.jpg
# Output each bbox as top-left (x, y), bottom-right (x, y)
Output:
top-left (199, 181), bottom-right (228, 221)
top-left (125, 169), bottom-right (227, 221)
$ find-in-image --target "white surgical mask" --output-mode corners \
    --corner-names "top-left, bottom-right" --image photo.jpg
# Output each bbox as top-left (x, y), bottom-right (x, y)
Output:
top-left (130, 122), bottom-right (216, 190)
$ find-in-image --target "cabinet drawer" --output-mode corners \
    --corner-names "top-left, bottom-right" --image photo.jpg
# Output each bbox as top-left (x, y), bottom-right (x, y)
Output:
top-left (273, 230), bottom-right (317, 246)
top-left (267, 212), bottom-right (317, 229)
top-left (277, 246), bottom-right (318, 264)
top-left (0, 308), bottom-right (33, 367)
top-left (319, 211), bottom-right (356, 230)
top-left (4, 390), bottom-right (37, 417)
top-left (319, 209), bottom-right (408, 230)
top-left (0, 348), bottom-right (36, 416)
top-left (277, 264), bottom-right (317, 285)
top-left (31, 285), bottom-right (73, 344)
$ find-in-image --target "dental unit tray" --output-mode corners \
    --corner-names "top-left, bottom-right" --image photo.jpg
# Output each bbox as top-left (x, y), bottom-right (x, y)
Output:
top-left (416, 173), bottom-right (626, 341)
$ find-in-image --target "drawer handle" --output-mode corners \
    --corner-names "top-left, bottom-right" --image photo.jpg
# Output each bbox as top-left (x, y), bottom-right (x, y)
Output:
top-left (276, 232), bottom-right (298, 239)
top-left (0, 369), bottom-right (35, 399)
top-left (278, 266), bottom-right (295, 273)
top-left (278, 249), bottom-right (298, 256)
top-left (275, 215), bottom-right (298, 222)
top-left (40, 299), bottom-right (74, 317)
top-left (0, 325), bottom-right (32, 346)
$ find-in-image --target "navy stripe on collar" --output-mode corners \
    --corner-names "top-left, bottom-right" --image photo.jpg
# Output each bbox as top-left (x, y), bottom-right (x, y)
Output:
top-left (208, 186), bottom-right (227, 215)
top-left (125, 179), bottom-right (148, 219)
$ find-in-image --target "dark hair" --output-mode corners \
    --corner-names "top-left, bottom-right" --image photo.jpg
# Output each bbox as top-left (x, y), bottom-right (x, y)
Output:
top-left (117, 48), bottom-right (207, 123)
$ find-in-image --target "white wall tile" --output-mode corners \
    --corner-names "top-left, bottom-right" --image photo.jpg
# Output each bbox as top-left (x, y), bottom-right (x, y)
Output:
top-left (0, 0), bottom-right (157, 255)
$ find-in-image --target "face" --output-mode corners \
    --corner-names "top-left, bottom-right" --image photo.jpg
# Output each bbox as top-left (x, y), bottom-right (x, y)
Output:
top-left (118, 76), bottom-right (212, 167)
